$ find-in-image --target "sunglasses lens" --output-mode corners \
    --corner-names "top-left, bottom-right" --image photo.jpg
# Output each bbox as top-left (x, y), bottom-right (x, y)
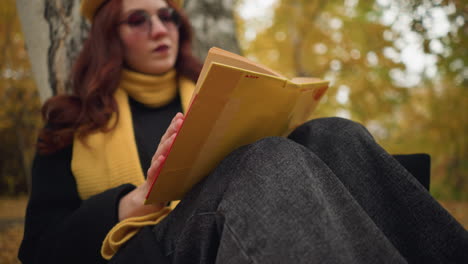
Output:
top-left (126, 11), bottom-right (149, 27)
top-left (158, 8), bottom-right (180, 26)
top-left (121, 8), bottom-right (180, 34)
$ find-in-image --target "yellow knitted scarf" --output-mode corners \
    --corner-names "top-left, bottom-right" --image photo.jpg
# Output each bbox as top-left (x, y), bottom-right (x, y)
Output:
top-left (71, 69), bottom-right (195, 200)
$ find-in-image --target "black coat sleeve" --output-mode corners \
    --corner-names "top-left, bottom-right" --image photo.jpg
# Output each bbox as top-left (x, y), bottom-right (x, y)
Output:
top-left (18, 145), bottom-right (136, 264)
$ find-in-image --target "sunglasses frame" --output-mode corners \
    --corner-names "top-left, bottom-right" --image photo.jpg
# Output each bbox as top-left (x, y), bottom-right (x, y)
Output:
top-left (118, 7), bottom-right (181, 34)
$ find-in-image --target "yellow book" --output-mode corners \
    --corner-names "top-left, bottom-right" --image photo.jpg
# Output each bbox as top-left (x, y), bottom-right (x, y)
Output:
top-left (145, 47), bottom-right (329, 204)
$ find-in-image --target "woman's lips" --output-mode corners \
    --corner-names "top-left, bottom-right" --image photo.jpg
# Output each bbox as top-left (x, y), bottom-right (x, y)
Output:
top-left (153, 45), bottom-right (169, 53)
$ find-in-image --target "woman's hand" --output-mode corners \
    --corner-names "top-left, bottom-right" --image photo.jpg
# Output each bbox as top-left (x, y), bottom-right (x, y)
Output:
top-left (118, 112), bottom-right (184, 221)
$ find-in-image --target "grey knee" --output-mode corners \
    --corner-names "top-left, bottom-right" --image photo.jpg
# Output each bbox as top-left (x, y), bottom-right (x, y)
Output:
top-left (231, 137), bottom-right (309, 181)
top-left (243, 137), bottom-right (305, 163)
top-left (288, 117), bottom-right (375, 148)
top-left (214, 136), bottom-right (317, 204)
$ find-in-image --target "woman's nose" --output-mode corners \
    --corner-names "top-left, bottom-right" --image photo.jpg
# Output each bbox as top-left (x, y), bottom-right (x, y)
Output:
top-left (149, 16), bottom-right (169, 38)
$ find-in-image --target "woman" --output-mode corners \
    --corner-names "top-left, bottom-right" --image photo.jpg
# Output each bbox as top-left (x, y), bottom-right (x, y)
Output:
top-left (19, 0), bottom-right (468, 263)
top-left (19, 0), bottom-right (200, 262)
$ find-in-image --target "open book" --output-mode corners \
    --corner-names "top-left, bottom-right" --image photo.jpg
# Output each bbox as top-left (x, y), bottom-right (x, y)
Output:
top-left (145, 47), bottom-right (329, 204)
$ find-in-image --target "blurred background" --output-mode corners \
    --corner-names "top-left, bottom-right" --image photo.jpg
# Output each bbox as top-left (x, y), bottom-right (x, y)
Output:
top-left (236, 0), bottom-right (467, 200)
top-left (1, 0), bottom-right (467, 262)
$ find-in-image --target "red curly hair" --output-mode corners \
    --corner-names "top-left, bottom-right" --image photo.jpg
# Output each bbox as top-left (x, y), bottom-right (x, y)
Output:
top-left (38, 0), bottom-right (202, 154)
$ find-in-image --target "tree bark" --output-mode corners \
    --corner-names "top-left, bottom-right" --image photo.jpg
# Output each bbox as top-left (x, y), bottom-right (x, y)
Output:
top-left (16, 0), bottom-right (88, 100)
top-left (16, 0), bottom-right (241, 103)
top-left (184, 0), bottom-right (241, 60)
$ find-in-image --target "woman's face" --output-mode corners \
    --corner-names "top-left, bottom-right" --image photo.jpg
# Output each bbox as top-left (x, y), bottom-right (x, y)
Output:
top-left (119, 0), bottom-right (179, 75)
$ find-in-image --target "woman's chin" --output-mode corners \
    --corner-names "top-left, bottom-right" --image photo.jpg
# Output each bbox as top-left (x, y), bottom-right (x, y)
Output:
top-left (142, 61), bottom-right (176, 75)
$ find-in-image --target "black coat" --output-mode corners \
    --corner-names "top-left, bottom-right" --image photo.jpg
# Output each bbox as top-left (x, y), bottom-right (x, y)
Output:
top-left (19, 97), bottom-right (182, 264)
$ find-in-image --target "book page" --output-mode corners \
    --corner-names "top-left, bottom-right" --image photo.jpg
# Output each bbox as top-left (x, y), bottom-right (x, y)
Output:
top-left (290, 77), bottom-right (324, 84)
top-left (190, 47), bottom-right (286, 105)
top-left (208, 47), bottom-right (284, 77)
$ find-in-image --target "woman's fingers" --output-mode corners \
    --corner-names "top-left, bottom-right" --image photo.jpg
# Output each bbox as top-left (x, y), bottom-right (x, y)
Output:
top-left (159, 113), bottom-right (184, 146)
top-left (153, 118), bottom-right (183, 163)
top-left (161, 116), bottom-right (183, 144)
top-left (158, 133), bottom-right (177, 157)
top-left (165, 118), bottom-right (183, 142)
top-left (147, 133), bottom-right (177, 181)
top-left (146, 155), bottom-right (165, 186)
top-left (120, 113), bottom-right (183, 221)
top-left (152, 130), bottom-right (178, 163)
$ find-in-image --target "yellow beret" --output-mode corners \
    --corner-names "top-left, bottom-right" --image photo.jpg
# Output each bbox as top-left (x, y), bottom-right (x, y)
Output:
top-left (81, 0), bottom-right (184, 22)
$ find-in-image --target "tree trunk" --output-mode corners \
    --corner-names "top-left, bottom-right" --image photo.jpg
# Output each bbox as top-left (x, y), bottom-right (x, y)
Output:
top-left (184, 0), bottom-right (241, 60)
top-left (16, 0), bottom-right (88, 100)
top-left (16, 0), bottom-right (241, 103)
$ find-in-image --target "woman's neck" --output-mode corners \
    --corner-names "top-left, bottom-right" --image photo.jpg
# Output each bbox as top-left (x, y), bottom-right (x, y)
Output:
top-left (119, 68), bottom-right (178, 108)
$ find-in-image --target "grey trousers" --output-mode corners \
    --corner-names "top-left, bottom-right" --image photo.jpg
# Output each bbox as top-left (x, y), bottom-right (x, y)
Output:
top-left (110, 118), bottom-right (468, 263)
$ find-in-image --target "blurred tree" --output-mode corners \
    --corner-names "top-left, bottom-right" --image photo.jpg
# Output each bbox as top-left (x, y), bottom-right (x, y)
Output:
top-left (17, 0), bottom-right (89, 99)
top-left (0, 0), bottom-right (42, 195)
top-left (386, 0), bottom-right (468, 199)
top-left (185, 0), bottom-right (241, 59)
top-left (236, 0), bottom-right (467, 200)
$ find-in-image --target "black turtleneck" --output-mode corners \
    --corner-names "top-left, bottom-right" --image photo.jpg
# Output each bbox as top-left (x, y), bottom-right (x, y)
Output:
top-left (129, 96), bottom-right (183, 174)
